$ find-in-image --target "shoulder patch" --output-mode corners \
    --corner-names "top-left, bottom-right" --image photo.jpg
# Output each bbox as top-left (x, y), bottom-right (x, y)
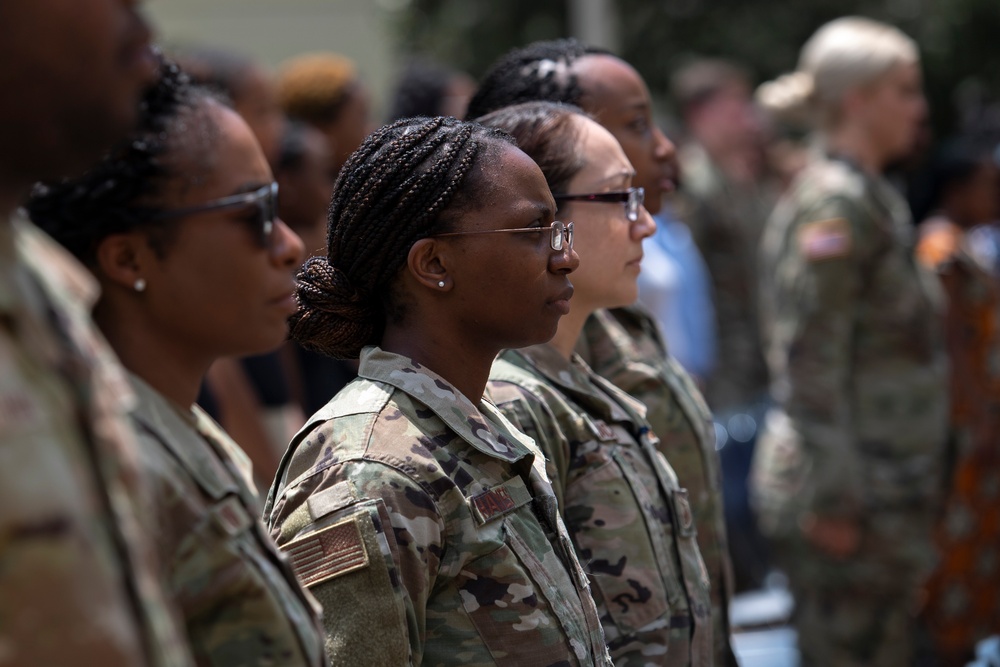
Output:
top-left (798, 217), bottom-right (852, 261)
top-left (284, 517), bottom-right (369, 588)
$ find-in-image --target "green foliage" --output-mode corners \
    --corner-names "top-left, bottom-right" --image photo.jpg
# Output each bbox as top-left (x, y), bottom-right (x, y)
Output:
top-left (394, 0), bottom-right (1000, 136)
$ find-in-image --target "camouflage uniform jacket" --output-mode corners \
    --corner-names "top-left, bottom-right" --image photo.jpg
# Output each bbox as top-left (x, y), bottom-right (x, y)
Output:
top-left (128, 372), bottom-right (327, 667)
top-left (753, 154), bottom-right (948, 532)
top-left (488, 344), bottom-right (713, 667)
top-left (578, 306), bottom-right (736, 666)
top-left (264, 346), bottom-right (612, 667)
top-left (676, 143), bottom-right (774, 412)
top-left (0, 217), bottom-right (193, 667)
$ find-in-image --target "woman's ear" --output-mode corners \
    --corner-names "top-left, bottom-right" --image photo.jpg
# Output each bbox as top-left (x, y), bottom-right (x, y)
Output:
top-left (406, 237), bottom-right (450, 291)
top-left (94, 232), bottom-right (151, 292)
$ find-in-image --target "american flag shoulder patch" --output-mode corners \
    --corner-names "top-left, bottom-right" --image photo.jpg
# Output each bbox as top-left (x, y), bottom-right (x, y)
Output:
top-left (798, 217), bottom-right (852, 261)
top-left (284, 516), bottom-right (370, 588)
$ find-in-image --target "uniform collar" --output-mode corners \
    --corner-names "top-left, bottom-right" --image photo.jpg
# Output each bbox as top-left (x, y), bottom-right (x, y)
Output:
top-left (505, 343), bottom-right (635, 425)
top-left (128, 371), bottom-right (256, 499)
top-left (359, 346), bottom-right (535, 463)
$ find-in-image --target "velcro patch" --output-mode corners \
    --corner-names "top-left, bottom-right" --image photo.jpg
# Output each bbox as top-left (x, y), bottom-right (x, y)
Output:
top-left (798, 217), bottom-right (852, 261)
top-left (469, 476), bottom-right (532, 525)
top-left (284, 517), bottom-right (369, 588)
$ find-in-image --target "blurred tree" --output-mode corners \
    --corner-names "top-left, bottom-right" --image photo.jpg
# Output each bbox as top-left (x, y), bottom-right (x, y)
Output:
top-left (392, 0), bottom-right (1000, 138)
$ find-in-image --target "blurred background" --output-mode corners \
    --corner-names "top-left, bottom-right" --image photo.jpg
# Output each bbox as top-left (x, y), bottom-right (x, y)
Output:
top-left (149, 0), bottom-right (1000, 140)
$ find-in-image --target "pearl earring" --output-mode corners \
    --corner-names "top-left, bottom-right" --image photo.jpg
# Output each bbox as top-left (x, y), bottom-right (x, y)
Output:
top-left (133, 278), bottom-right (146, 292)
top-left (437, 280), bottom-right (445, 288)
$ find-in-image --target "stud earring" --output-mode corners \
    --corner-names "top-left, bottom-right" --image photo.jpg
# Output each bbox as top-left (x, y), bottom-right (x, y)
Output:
top-left (437, 280), bottom-right (445, 288)
top-left (133, 278), bottom-right (146, 293)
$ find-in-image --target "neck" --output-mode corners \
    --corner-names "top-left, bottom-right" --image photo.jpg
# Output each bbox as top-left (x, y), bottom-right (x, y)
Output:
top-left (548, 300), bottom-right (593, 360)
top-left (380, 322), bottom-right (496, 405)
top-left (95, 296), bottom-right (211, 409)
top-left (826, 124), bottom-right (886, 175)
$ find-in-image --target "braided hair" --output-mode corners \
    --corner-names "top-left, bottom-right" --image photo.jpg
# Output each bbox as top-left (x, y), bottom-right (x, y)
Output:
top-left (290, 116), bottom-right (515, 359)
top-left (466, 39), bottom-right (609, 120)
top-left (27, 55), bottom-right (219, 263)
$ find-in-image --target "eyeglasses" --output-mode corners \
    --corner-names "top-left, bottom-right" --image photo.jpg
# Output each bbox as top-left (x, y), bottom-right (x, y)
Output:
top-left (433, 220), bottom-right (574, 251)
top-left (150, 182), bottom-right (279, 248)
top-left (553, 186), bottom-right (645, 222)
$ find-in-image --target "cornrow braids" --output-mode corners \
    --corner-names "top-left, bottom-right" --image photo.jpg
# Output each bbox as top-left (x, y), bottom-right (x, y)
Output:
top-left (289, 116), bottom-right (515, 359)
top-left (466, 38), bottom-right (610, 120)
top-left (27, 54), bottom-right (220, 264)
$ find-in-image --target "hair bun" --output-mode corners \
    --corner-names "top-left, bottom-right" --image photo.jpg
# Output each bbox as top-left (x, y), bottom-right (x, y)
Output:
top-left (756, 71), bottom-right (815, 128)
top-left (289, 256), bottom-right (378, 359)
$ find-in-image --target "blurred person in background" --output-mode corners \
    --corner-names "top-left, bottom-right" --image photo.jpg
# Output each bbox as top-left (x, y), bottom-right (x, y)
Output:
top-left (482, 100), bottom-right (714, 667)
top-left (672, 58), bottom-right (780, 593)
top-left (265, 116), bottom-right (612, 666)
top-left (387, 57), bottom-right (476, 122)
top-left (752, 17), bottom-right (948, 666)
top-left (274, 121), bottom-right (357, 417)
top-left (176, 47), bottom-right (286, 169)
top-left (469, 39), bottom-right (738, 667)
top-left (278, 52), bottom-right (374, 176)
top-left (28, 57), bottom-right (327, 667)
top-left (914, 138), bottom-right (1000, 666)
top-left (0, 1), bottom-right (196, 664)
top-left (178, 46), bottom-right (304, 484)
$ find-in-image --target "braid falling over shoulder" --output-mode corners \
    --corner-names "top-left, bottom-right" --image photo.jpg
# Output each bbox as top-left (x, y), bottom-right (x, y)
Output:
top-left (288, 116), bottom-right (513, 359)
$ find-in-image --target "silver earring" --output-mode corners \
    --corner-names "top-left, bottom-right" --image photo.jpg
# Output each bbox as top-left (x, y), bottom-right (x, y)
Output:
top-left (133, 278), bottom-right (146, 293)
top-left (437, 280), bottom-right (445, 288)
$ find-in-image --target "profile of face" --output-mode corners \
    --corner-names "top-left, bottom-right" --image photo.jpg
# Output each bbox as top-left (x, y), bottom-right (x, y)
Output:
top-left (112, 101), bottom-right (305, 359)
top-left (433, 144), bottom-right (580, 350)
top-left (692, 82), bottom-right (764, 160)
top-left (857, 61), bottom-right (927, 164)
top-left (572, 54), bottom-right (677, 216)
top-left (233, 65), bottom-right (286, 169)
top-left (328, 84), bottom-right (374, 172)
top-left (0, 0), bottom-right (157, 180)
top-left (556, 116), bottom-right (655, 314)
top-left (277, 125), bottom-right (335, 257)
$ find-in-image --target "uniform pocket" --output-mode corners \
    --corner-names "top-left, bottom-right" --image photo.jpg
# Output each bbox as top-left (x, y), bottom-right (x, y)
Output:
top-left (456, 539), bottom-right (579, 667)
top-left (563, 459), bottom-right (671, 634)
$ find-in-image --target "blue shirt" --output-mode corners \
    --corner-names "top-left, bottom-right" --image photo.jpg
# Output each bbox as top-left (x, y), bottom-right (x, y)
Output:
top-left (637, 206), bottom-right (717, 380)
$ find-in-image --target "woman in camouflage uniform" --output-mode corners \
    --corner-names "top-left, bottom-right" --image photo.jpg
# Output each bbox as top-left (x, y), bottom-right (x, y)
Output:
top-left (752, 17), bottom-right (948, 667)
top-left (481, 101), bottom-right (713, 667)
top-left (29, 58), bottom-right (328, 667)
top-left (264, 116), bottom-right (612, 666)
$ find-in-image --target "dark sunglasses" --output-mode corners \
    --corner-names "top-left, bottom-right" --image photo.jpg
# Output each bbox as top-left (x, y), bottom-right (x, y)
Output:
top-left (553, 186), bottom-right (645, 222)
top-left (150, 181), bottom-right (278, 247)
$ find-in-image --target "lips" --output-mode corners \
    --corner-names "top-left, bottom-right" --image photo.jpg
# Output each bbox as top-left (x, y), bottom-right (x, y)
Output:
top-left (272, 290), bottom-right (299, 316)
top-left (548, 284), bottom-right (575, 315)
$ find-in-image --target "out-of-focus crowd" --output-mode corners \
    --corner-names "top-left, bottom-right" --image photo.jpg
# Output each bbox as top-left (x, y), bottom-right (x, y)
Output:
top-left (1, 2), bottom-right (998, 667)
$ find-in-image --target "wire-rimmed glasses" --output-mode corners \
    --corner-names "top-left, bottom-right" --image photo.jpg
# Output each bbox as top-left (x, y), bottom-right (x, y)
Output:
top-left (433, 220), bottom-right (574, 251)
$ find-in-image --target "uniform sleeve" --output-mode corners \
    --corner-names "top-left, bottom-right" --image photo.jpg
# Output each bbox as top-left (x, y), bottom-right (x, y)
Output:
top-left (488, 382), bottom-right (572, 509)
top-left (267, 455), bottom-right (444, 666)
top-left (766, 196), bottom-right (869, 517)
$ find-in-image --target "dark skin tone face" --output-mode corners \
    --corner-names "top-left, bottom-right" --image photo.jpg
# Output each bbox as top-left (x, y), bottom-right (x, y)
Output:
top-left (382, 144), bottom-right (580, 401)
top-left (0, 0), bottom-right (157, 209)
top-left (276, 125), bottom-right (336, 257)
top-left (572, 54), bottom-right (677, 216)
top-left (95, 102), bottom-right (305, 408)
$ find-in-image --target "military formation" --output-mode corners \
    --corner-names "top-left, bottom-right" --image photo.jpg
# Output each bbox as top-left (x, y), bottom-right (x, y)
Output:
top-left (1, 2), bottom-right (993, 667)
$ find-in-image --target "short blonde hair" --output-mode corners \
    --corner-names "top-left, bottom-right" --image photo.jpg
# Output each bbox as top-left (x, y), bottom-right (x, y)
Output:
top-left (278, 53), bottom-right (358, 125)
top-left (757, 17), bottom-right (918, 130)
